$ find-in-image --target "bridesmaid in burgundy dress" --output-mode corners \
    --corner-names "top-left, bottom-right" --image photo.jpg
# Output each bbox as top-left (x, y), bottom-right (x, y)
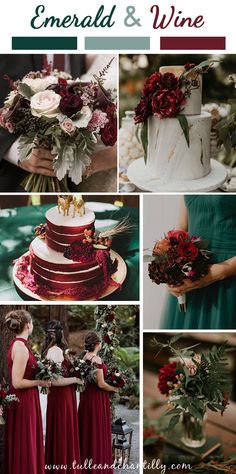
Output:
top-left (78, 332), bottom-right (118, 473)
top-left (43, 320), bottom-right (82, 474)
top-left (4, 309), bottom-right (50, 474)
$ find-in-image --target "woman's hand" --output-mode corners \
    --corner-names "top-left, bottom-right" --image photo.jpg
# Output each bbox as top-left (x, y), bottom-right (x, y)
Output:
top-left (38, 380), bottom-right (52, 389)
top-left (167, 263), bottom-right (227, 297)
top-left (18, 148), bottom-right (56, 177)
top-left (113, 387), bottom-right (119, 394)
top-left (75, 378), bottom-right (84, 385)
top-left (84, 146), bottom-right (117, 176)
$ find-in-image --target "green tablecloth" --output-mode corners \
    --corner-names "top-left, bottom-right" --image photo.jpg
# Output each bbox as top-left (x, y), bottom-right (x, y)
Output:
top-left (0, 202), bottom-right (139, 301)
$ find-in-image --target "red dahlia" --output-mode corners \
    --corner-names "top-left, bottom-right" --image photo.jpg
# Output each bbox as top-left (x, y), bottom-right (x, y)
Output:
top-left (158, 361), bottom-right (177, 395)
top-left (167, 229), bottom-right (190, 241)
top-left (143, 72), bottom-right (162, 95)
top-left (162, 72), bottom-right (179, 90)
top-left (152, 88), bottom-right (185, 119)
top-left (177, 241), bottom-right (199, 261)
top-left (134, 95), bottom-right (152, 124)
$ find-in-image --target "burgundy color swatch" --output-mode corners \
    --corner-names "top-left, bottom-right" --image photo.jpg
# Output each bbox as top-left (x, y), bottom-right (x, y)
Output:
top-left (160, 36), bottom-right (226, 50)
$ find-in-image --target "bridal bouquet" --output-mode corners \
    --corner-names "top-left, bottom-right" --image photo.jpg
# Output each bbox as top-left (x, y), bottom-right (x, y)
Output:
top-left (105, 367), bottom-right (129, 388)
top-left (0, 59), bottom-right (117, 192)
top-left (152, 335), bottom-right (232, 439)
top-left (34, 355), bottom-right (63, 393)
top-left (70, 357), bottom-right (98, 391)
top-left (0, 385), bottom-right (19, 424)
top-left (145, 229), bottom-right (212, 311)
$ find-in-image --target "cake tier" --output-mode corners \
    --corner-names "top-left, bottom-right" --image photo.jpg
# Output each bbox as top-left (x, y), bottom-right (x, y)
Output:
top-left (46, 205), bottom-right (95, 253)
top-left (147, 112), bottom-right (211, 182)
top-left (30, 238), bottom-right (104, 291)
top-left (159, 65), bottom-right (202, 116)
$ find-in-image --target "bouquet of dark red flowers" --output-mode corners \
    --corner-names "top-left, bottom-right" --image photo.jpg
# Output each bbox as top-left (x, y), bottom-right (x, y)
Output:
top-left (34, 355), bottom-right (63, 394)
top-left (145, 229), bottom-right (212, 311)
top-left (0, 384), bottom-right (19, 424)
top-left (0, 58), bottom-right (117, 192)
top-left (105, 367), bottom-right (129, 388)
top-left (134, 60), bottom-right (217, 160)
top-left (69, 357), bottom-right (98, 391)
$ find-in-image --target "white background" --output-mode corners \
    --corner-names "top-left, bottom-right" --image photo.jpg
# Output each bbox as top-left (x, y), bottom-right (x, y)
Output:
top-left (0, 0), bottom-right (234, 53)
top-left (143, 194), bottom-right (183, 330)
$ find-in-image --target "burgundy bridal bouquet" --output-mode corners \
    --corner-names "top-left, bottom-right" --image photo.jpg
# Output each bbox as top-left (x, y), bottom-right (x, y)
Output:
top-left (105, 367), bottom-right (129, 388)
top-left (70, 357), bottom-right (98, 391)
top-left (34, 355), bottom-right (63, 393)
top-left (0, 385), bottom-right (19, 424)
top-left (145, 229), bottom-right (212, 311)
top-left (0, 58), bottom-right (117, 192)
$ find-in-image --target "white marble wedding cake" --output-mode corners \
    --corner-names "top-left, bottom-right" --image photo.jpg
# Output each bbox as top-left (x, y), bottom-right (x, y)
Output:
top-left (146, 66), bottom-right (212, 182)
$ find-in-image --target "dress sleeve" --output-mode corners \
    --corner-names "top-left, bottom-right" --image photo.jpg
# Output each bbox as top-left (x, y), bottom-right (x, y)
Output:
top-left (0, 129), bottom-right (18, 162)
top-left (94, 363), bottom-right (103, 370)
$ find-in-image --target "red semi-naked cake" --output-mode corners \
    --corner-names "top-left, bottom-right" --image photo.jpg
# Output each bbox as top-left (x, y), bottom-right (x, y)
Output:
top-left (14, 197), bottom-right (121, 300)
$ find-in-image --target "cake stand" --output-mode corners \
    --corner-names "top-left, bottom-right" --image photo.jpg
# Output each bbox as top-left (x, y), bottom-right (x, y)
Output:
top-left (127, 158), bottom-right (227, 193)
top-left (13, 250), bottom-right (127, 301)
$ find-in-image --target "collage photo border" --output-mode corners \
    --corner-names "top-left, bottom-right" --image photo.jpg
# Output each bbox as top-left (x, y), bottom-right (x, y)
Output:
top-left (0, 51), bottom-right (236, 473)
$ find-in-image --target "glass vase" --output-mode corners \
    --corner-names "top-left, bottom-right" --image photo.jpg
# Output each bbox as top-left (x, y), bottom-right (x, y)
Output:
top-left (181, 412), bottom-right (206, 448)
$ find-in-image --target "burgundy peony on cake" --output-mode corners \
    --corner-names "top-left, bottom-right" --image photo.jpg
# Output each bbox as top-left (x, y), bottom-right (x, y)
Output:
top-left (13, 195), bottom-right (127, 301)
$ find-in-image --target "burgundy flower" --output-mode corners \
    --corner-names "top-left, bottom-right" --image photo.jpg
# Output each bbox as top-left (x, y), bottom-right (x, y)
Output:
top-left (152, 88), bottom-right (185, 118)
top-left (184, 63), bottom-right (195, 71)
top-left (167, 230), bottom-right (190, 241)
top-left (64, 240), bottom-right (95, 262)
top-left (106, 313), bottom-right (115, 322)
top-left (47, 83), bottom-right (68, 97)
top-left (177, 241), bottom-right (199, 261)
top-left (158, 361), bottom-right (177, 395)
top-left (143, 72), bottom-right (162, 95)
top-left (134, 95), bottom-right (152, 124)
top-left (104, 335), bottom-right (112, 344)
top-left (100, 106), bottom-right (117, 146)
top-left (162, 73), bottom-right (179, 90)
top-left (59, 93), bottom-right (83, 117)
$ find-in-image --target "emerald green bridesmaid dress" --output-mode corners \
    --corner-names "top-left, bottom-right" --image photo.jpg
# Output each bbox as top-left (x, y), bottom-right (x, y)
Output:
top-left (160, 195), bottom-right (236, 329)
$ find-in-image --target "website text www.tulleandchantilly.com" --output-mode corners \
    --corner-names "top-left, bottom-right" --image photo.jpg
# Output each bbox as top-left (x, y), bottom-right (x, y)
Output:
top-left (45, 459), bottom-right (192, 472)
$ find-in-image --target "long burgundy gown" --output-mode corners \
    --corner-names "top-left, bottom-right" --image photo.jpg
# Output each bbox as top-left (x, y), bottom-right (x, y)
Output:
top-left (78, 362), bottom-right (114, 473)
top-left (45, 359), bottom-right (81, 473)
top-left (4, 337), bottom-right (45, 474)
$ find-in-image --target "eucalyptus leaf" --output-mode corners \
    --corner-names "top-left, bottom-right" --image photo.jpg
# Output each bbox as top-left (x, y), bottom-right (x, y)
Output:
top-left (140, 121), bottom-right (148, 163)
top-left (176, 114), bottom-right (190, 147)
top-left (167, 414), bottom-right (180, 432)
top-left (143, 254), bottom-right (155, 263)
top-left (18, 82), bottom-right (34, 100)
top-left (17, 136), bottom-right (34, 161)
top-left (170, 334), bottom-right (183, 344)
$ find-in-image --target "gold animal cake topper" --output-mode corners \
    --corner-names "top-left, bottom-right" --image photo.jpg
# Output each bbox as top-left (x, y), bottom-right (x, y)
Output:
top-left (58, 194), bottom-right (85, 218)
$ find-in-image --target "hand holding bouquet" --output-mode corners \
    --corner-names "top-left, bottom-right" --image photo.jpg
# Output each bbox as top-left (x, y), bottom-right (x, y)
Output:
top-left (0, 384), bottom-right (19, 424)
top-left (70, 357), bottom-right (98, 391)
top-left (34, 355), bottom-right (63, 394)
top-left (0, 58), bottom-right (117, 192)
top-left (145, 229), bottom-right (212, 311)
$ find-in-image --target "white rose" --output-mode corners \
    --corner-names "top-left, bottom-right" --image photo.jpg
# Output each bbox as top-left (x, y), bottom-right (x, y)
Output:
top-left (22, 76), bottom-right (57, 93)
top-left (30, 90), bottom-right (61, 118)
